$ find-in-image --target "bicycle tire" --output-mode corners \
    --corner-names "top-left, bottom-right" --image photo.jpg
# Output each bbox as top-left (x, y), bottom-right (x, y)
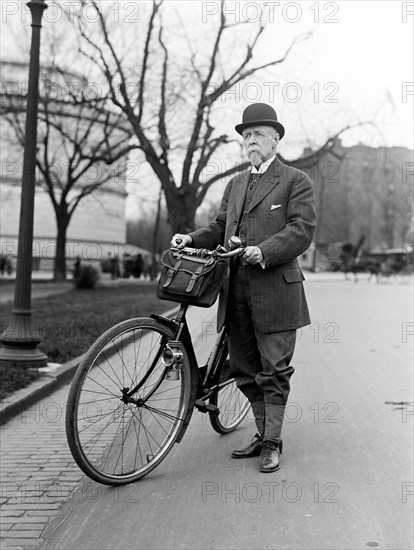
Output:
top-left (209, 357), bottom-right (251, 434)
top-left (66, 317), bottom-right (197, 485)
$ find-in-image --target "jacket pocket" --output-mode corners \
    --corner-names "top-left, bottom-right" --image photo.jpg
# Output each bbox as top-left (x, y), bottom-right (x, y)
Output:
top-left (282, 267), bottom-right (305, 283)
top-left (267, 205), bottom-right (286, 217)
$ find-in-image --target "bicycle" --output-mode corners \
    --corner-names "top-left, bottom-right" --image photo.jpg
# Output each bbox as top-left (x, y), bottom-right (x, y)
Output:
top-left (65, 242), bottom-right (251, 486)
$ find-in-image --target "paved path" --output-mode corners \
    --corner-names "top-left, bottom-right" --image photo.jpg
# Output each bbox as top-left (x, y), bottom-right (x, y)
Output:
top-left (0, 382), bottom-right (85, 548)
top-left (0, 277), bottom-right (413, 549)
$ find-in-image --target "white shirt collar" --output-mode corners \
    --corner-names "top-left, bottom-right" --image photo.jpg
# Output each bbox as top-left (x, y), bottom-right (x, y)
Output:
top-left (250, 155), bottom-right (276, 174)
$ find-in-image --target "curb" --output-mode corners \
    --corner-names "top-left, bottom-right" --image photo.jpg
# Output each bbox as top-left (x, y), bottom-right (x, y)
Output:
top-left (0, 355), bottom-right (82, 426)
top-left (0, 305), bottom-right (179, 427)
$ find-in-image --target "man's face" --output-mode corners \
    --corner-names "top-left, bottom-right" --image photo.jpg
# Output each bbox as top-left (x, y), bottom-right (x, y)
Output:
top-left (242, 125), bottom-right (278, 166)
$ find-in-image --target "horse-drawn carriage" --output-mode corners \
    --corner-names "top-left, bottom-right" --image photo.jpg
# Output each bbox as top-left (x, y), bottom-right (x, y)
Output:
top-left (340, 244), bottom-right (413, 281)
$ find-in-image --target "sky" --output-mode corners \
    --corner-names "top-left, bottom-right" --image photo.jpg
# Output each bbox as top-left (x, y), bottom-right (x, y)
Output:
top-left (253, 0), bottom-right (414, 155)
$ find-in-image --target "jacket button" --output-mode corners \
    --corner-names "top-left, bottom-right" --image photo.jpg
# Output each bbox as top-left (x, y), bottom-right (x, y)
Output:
top-left (233, 221), bottom-right (237, 225)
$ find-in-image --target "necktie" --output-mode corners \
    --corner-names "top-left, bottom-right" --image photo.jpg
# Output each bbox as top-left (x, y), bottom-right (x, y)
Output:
top-left (250, 172), bottom-right (261, 189)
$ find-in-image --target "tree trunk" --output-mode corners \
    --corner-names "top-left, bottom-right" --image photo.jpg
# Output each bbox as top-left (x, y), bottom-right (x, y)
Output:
top-left (54, 214), bottom-right (69, 281)
top-left (150, 187), bottom-right (163, 281)
top-left (165, 192), bottom-right (198, 235)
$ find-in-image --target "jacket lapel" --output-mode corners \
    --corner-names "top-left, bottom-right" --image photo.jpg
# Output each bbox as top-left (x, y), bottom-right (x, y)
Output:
top-left (249, 157), bottom-right (282, 212)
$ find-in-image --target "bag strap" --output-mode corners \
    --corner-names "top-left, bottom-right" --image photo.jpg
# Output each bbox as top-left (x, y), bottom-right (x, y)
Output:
top-left (163, 259), bottom-right (182, 288)
top-left (186, 265), bottom-right (204, 292)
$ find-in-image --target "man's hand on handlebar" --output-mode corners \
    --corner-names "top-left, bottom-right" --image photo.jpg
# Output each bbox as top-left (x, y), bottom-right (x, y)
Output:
top-left (171, 234), bottom-right (193, 249)
top-left (241, 246), bottom-right (264, 265)
top-left (228, 236), bottom-right (263, 265)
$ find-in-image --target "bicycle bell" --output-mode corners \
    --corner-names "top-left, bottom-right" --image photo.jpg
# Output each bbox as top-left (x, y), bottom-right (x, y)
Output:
top-left (229, 236), bottom-right (242, 250)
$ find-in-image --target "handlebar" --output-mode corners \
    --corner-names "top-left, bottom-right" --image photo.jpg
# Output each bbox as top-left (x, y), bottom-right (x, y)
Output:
top-left (170, 245), bottom-right (244, 259)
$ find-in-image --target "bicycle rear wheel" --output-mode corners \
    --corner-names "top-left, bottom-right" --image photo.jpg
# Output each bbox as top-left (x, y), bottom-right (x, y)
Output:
top-left (66, 318), bottom-right (196, 485)
top-left (209, 357), bottom-right (251, 434)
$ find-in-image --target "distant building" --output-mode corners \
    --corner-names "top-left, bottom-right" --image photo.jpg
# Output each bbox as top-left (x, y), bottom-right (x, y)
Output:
top-left (298, 140), bottom-right (413, 270)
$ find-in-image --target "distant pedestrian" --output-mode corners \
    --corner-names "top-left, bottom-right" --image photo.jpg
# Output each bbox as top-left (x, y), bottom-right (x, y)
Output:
top-left (110, 254), bottom-right (120, 280)
top-left (134, 254), bottom-right (144, 279)
top-left (142, 255), bottom-right (150, 280)
top-left (122, 253), bottom-right (128, 278)
top-left (73, 256), bottom-right (81, 280)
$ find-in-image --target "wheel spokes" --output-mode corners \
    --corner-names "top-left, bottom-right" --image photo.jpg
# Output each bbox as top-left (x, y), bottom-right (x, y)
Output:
top-left (73, 324), bottom-right (187, 479)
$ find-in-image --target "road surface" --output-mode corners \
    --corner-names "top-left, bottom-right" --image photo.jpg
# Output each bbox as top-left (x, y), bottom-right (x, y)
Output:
top-left (41, 276), bottom-right (413, 550)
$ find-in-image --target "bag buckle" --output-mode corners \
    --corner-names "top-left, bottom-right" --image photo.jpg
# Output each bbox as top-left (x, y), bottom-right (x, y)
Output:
top-left (163, 259), bottom-right (182, 288)
top-left (186, 265), bottom-right (204, 292)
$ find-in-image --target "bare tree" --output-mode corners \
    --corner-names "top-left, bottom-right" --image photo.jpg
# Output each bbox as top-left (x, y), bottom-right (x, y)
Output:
top-left (372, 151), bottom-right (412, 249)
top-left (74, 0), bottom-right (321, 234)
top-left (2, 67), bottom-right (136, 280)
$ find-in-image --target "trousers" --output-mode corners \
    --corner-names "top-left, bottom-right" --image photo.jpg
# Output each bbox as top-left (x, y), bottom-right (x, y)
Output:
top-left (227, 261), bottom-right (296, 407)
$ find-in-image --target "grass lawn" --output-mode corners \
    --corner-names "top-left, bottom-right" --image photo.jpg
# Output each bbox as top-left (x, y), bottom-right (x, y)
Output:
top-left (0, 281), bottom-right (175, 399)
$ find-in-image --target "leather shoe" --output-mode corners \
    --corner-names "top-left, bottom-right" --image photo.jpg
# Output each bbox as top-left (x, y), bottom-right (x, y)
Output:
top-left (260, 444), bottom-right (281, 472)
top-left (231, 434), bottom-right (262, 459)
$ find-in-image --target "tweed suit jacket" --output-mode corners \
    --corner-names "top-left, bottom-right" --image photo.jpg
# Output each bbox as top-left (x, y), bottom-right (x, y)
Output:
top-left (189, 157), bottom-right (317, 333)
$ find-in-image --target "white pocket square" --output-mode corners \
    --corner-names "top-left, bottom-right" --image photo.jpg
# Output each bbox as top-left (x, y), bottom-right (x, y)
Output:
top-left (271, 204), bottom-right (282, 210)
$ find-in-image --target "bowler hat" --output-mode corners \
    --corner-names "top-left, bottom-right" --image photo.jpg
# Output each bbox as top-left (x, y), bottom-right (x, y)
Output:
top-left (235, 103), bottom-right (285, 139)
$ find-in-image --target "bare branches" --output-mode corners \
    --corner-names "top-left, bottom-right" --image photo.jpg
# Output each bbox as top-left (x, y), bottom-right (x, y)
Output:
top-left (283, 121), bottom-right (373, 169)
top-left (74, 2), bottom-right (127, 112)
top-left (71, 1), bottom-right (313, 214)
top-left (181, 1), bottom-right (228, 188)
top-left (136, 0), bottom-right (163, 120)
top-left (206, 32), bottom-right (312, 105)
top-left (157, 17), bottom-right (170, 167)
top-left (197, 159), bottom-right (250, 206)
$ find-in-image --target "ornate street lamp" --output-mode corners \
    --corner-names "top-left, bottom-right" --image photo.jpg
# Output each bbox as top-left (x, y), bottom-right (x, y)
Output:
top-left (0, 0), bottom-right (48, 367)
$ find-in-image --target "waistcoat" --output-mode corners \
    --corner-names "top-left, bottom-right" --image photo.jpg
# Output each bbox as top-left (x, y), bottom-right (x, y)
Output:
top-left (236, 172), bottom-right (263, 246)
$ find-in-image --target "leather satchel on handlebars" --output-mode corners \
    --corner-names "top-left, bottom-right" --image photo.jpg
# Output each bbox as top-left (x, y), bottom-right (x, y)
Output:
top-left (157, 248), bottom-right (230, 308)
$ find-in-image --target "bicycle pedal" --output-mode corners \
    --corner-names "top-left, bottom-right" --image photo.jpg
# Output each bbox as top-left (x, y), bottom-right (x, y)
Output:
top-left (206, 404), bottom-right (220, 416)
top-left (195, 399), bottom-right (220, 415)
top-left (194, 399), bottom-right (208, 412)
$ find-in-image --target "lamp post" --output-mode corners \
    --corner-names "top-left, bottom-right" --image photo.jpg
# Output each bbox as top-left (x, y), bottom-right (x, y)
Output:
top-left (0, 0), bottom-right (48, 368)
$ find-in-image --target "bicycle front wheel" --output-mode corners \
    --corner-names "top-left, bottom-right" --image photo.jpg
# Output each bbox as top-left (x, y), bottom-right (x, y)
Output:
top-left (66, 318), bottom-right (196, 485)
top-left (209, 358), bottom-right (251, 434)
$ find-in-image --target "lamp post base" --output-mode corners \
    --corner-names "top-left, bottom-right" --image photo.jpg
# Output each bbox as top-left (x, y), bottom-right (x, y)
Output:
top-left (0, 310), bottom-right (48, 368)
top-left (0, 344), bottom-right (48, 368)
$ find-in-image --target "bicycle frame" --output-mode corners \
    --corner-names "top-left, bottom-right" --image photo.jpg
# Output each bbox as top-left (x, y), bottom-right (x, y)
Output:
top-left (146, 304), bottom-right (233, 437)
top-left (118, 242), bottom-right (245, 443)
top-left (151, 304), bottom-right (230, 393)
